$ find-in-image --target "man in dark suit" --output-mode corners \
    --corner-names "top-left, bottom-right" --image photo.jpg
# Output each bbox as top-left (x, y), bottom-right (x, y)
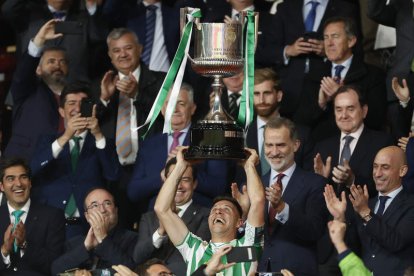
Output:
top-left (98, 27), bottom-right (165, 229)
top-left (30, 82), bottom-right (120, 239)
top-left (51, 187), bottom-right (138, 275)
top-left (4, 20), bottom-right (68, 160)
top-left (259, 117), bottom-right (327, 275)
top-left (246, 67), bottom-right (314, 176)
top-left (256, 0), bottom-right (360, 118)
top-left (368, 0), bottom-right (414, 140)
top-left (324, 146), bottom-right (414, 275)
top-left (314, 85), bottom-right (393, 275)
top-left (0, 158), bottom-right (65, 275)
top-left (102, 0), bottom-right (179, 73)
top-left (1, 0), bottom-right (107, 81)
top-left (294, 16), bottom-right (387, 142)
top-left (128, 84), bottom-right (229, 212)
top-left (133, 158), bottom-right (210, 275)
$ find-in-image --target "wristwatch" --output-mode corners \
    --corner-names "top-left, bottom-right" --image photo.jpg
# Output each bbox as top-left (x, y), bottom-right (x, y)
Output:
top-left (361, 211), bottom-right (372, 223)
top-left (19, 241), bottom-right (27, 249)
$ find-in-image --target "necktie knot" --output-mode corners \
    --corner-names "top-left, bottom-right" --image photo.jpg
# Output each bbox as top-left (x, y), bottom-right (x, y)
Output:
top-left (146, 4), bottom-right (157, 12)
top-left (230, 92), bottom-right (241, 101)
top-left (274, 173), bottom-right (285, 189)
top-left (343, 135), bottom-right (354, 145)
top-left (72, 136), bottom-right (82, 145)
top-left (334, 65), bottom-right (345, 83)
top-left (53, 11), bottom-right (66, 19)
top-left (12, 210), bottom-right (24, 223)
top-left (170, 131), bottom-right (184, 153)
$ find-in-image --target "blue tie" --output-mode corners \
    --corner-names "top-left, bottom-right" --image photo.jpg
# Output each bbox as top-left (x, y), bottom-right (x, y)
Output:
top-left (304, 1), bottom-right (320, 32)
top-left (339, 135), bottom-right (353, 166)
top-left (376, 196), bottom-right (390, 217)
top-left (52, 11), bottom-right (66, 20)
top-left (142, 5), bottom-right (157, 65)
top-left (334, 65), bottom-right (345, 83)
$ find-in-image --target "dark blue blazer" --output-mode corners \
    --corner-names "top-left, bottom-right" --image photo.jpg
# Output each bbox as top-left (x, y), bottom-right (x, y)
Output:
top-left (259, 166), bottom-right (328, 276)
top-left (403, 137), bottom-right (414, 194)
top-left (4, 52), bottom-right (59, 160)
top-left (0, 202), bottom-right (65, 275)
top-left (128, 131), bottom-right (229, 210)
top-left (30, 132), bottom-right (120, 216)
top-left (358, 190), bottom-right (414, 275)
top-left (102, 0), bottom-right (180, 64)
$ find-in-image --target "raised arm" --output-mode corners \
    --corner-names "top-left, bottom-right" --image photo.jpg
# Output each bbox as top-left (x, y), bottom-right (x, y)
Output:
top-left (154, 146), bottom-right (190, 245)
top-left (244, 148), bottom-right (265, 227)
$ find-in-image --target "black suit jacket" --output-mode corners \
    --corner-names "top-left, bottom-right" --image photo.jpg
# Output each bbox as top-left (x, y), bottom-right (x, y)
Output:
top-left (314, 127), bottom-right (393, 197)
top-left (97, 64), bottom-right (165, 140)
top-left (259, 166), bottom-right (328, 276)
top-left (358, 190), bottom-right (414, 275)
top-left (255, 0), bottom-right (360, 116)
top-left (0, 202), bottom-right (65, 275)
top-left (294, 57), bottom-right (387, 142)
top-left (133, 203), bottom-right (210, 275)
top-left (51, 226), bottom-right (138, 274)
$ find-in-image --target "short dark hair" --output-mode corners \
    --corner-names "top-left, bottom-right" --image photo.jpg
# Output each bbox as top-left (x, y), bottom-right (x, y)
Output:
top-left (134, 258), bottom-right (169, 275)
top-left (333, 84), bottom-right (366, 107)
top-left (164, 157), bottom-right (198, 180)
top-left (0, 158), bottom-right (31, 182)
top-left (212, 196), bottom-right (243, 219)
top-left (264, 117), bottom-right (298, 142)
top-left (59, 81), bottom-right (92, 107)
top-left (323, 16), bottom-right (357, 39)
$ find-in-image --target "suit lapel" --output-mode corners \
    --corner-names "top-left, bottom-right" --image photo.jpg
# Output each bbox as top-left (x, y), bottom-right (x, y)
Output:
top-left (283, 167), bottom-right (305, 205)
top-left (350, 128), bottom-right (369, 167)
top-left (24, 203), bottom-right (39, 239)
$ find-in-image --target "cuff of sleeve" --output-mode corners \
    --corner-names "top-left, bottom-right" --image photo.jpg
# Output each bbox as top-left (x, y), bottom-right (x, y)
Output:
top-left (399, 98), bottom-right (410, 108)
top-left (95, 137), bottom-right (106, 149)
top-left (152, 230), bottom-right (167, 249)
top-left (337, 248), bottom-right (352, 262)
top-left (52, 139), bottom-right (64, 158)
top-left (283, 46), bottom-right (290, 65)
top-left (28, 40), bottom-right (43, 57)
top-left (275, 203), bottom-right (289, 224)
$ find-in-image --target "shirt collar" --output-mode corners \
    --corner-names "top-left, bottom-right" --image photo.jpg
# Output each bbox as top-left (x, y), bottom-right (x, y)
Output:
top-left (231, 5), bottom-right (255, 17)
top-left (7, 199), bottom-right (31, 217)
top-left (379, 185), bottom-right (403, 199)
top-left (340, 123), bottom-right (364, 141)
top-left (118, 66), bottom-right (141, 84)
top-left (143, 1), bottom-right (161, 8)
top-left (270, 162), bottom-right (296, 181)
top-left (177, 199), bottom-right (193, 217)
top-left (332, 55), bottom-right (353, 71)
top-left (257, 117), bottom-right (267, 130)
top-left (171, 123), bottom-right (191, 136)
top-left (48, 5), bottom-right (67, 14)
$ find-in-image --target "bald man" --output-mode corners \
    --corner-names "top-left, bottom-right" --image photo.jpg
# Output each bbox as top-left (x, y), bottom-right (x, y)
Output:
top-left (324, 146), bottom-right (414, 275)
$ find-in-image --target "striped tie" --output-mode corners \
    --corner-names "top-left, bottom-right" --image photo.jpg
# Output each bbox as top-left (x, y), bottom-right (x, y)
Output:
top-left (228, 92), bottom-right (240, 119)
top-left (116, 93), bottom-right (132, 158)
top-left (142, 5), bottom-right (157, 65)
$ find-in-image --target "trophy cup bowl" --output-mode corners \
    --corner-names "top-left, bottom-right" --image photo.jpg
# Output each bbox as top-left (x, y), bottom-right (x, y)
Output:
top-left (184, 21), bottom-right (246, 160)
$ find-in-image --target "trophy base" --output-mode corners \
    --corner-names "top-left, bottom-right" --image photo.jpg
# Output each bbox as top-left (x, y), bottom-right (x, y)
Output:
top-left (185, 121), bottom-right (246, 160)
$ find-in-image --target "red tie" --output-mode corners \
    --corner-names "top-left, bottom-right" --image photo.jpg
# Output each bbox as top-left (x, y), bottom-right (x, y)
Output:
top-left (268, 173), bottom-right (285, 230)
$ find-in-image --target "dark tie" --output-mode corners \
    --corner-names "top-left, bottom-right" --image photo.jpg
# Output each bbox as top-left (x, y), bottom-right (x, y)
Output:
top-left (116, 92), bottom-right (132, 158)
top-left (12, 210), bottom-right (25, 253)
top-left (260, 126), bottom-right (270, 176)
top-left (169, 131), bottom-right (183, 153)
top-left (71, 136), bottom-right (82, 172)
top-left (376, 196), bottom-right (390, 217)
top-left (334, 65), bottom-right (345, 84)
top-left (142, 5), bottom-right (157, 65)
top-left (228, 92), bottom-right (240, 119)
top-left (52, 11), bottom-right (66, 20)
top-left (339, 135), bottom-right (354, 166)
top-left (304, 1), bottom-right (320, 32)
top-left (268, 173), bottom-right (285, 230)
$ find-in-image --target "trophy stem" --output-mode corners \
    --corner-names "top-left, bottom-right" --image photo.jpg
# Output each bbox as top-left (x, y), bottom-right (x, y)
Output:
top-left (205, 76), bottom-right (233, 122)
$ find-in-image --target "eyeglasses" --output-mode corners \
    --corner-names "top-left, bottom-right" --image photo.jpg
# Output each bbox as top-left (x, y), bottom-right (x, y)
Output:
top-left (86, 200), bottom-right (114, 210)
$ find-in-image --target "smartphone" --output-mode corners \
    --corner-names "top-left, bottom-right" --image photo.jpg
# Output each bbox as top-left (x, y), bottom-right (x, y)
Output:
top-left (55, 21), bottom-right (83, 35)
top-left (226, 246), bottom-right (257, 263)
top-left (302, 31), bottom-right (320, 41)
top-left (80, 98), bottom-right (94, 117)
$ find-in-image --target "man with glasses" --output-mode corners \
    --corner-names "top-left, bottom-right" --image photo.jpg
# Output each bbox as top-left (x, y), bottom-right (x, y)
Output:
top-left (51, 188), bottom-right (138, 275)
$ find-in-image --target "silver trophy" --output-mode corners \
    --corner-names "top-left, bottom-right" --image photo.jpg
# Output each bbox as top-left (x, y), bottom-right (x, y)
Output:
top-left (181, 8), bottom-right (258, 159)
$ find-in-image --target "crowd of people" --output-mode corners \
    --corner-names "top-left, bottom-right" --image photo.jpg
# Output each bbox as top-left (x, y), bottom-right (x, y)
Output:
top-left (0, 0), bottom-right (414, 275)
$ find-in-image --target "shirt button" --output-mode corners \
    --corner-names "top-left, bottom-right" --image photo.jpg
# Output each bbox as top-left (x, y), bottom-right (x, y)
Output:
top-left (63, 200), bottom-right (66, 204)
top-left (371, 254), bottom-right (375, 258)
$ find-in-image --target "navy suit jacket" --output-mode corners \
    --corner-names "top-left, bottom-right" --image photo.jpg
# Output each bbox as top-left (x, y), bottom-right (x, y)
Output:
top-left (128, 131), bottom-right (229, 211)
top-left (314, 127), bottom-right (393, 197)
top-left (255, 0), bottom-right (360, 116)
top-left (0, 202), bottom-right (65, 275)
top-left (102, 0), bottom-right (180, 64)
top-left (358, 190), bottom-right (414, 275)
top-left (403, 137), bottom-right (414, 194)
top-left (259, 166), bottom-right (328, 276)
top-left (30, 132), bottom-right (120, 216)
top-left (4, 52), bottom-right (60, 160)
top-left (51, 226), bottom-right (138, 274)
top-left (133, 203), bottom-right (210, 275)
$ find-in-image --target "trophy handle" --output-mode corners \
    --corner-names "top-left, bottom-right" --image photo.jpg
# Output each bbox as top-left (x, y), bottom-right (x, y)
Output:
top-left (180, 7), bottom-right (200, 37)
top-left (239, 11), bottom-right (259, 51)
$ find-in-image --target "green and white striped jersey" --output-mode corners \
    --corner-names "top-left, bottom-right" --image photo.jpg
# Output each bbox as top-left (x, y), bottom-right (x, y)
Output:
top-left (177, 222), bottom-right (264, 276)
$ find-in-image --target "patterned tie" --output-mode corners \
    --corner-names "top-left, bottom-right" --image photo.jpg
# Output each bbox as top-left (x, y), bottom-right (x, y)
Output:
top-left (12, 210), bottom-right (25, 253)
top-left (260, 126), bottom-right (270, 176)
top-left (304, 1), bottom-right (320, 32)
top-left (228, 92), bottom-right (240, 119)
top-left (334, 65), bottom-right (345, 84)
top-left (376, 196), bottom-right (390, 217)
top-left (52, 11), bottom-right (66, 20)
top-left (169, 131), bottom-right (183, 153)
top-left (142, 5), bottom-right (157, 65)
top-left (268, 173), bottom-right (285, 231)
top-left (339, 135), bottom-right (354, 166)
top-left (116, 93), bottom-right (132, 158)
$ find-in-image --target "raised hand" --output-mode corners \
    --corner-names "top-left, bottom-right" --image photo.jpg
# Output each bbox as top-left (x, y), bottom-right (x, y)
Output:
top-left (100, 70), bottom-right (118, 102)
top-left (33, 19), bottom-right (63, 48)
top-left (323, 184), bottom-right (346, 222)
top-left (314, 153), bottom-right (331, 178)
top-left (349, 184), bottom-right (370, 217)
